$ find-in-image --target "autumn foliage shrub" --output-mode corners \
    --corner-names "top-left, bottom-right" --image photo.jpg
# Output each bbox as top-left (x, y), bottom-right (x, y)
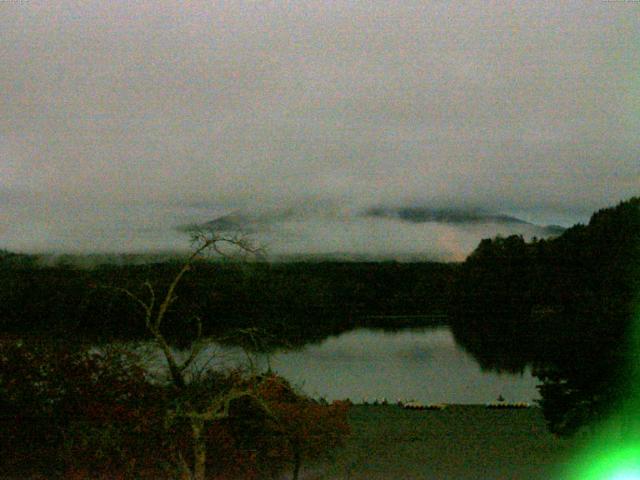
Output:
top-left (0, 337), bottom-right (167, 478)
top-left (158, 371), bottom-right (350, 479)
top-left (0, 338), bottom-right (350, 479)
top-left (255, 374), bottom-right (350, 466)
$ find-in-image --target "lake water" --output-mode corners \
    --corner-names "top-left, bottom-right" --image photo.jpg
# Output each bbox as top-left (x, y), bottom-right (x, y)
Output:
top-left (139, 326), bottom-right (540, 405)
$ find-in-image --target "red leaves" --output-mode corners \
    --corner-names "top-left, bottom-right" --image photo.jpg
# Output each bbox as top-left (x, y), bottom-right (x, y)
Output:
top-left (232, 373), bottom-right (351, 470)
top-left (1, 342), bottom-right (350, 479)
top-left (1, 339), bottom-right (166, 477)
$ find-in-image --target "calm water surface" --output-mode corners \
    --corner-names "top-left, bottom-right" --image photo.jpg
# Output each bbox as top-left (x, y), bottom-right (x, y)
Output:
top-left (140, 327), bottom-right (540, 405)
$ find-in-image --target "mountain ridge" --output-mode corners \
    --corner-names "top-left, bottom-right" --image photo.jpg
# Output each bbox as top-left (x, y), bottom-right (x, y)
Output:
top-left (178, 206), bottom-right (566, 237)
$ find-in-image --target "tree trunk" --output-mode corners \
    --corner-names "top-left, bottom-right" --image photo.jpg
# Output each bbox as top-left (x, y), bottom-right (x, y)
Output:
top-left (177, 452), bottom-right (192, 480)
top-left (292, 441), bottom-right (302, 480)
top-left (192, 417), bottom-right (207, 480)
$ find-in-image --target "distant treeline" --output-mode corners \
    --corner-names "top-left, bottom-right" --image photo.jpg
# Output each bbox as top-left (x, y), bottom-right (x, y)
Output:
top-left (450, 197), bottom-right (640, 435)
top-left (0, 257), bottom-right (454, 347)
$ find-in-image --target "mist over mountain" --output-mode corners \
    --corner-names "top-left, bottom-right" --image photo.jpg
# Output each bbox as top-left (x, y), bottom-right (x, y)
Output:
top-left (177, 203), bottom-right (566, 262)
top-left (1, 2), bottom-right (635, 260)
top-left (183, 205), bottom-right (565, 233)
top-left (0, 194), bottom-right (573, 261)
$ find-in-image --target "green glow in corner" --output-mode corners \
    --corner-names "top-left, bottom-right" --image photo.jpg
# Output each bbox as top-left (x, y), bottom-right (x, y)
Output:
top-left (568, 443), bottom-right (640, 480)
top-left (566, 280), bottom-right (640, 480)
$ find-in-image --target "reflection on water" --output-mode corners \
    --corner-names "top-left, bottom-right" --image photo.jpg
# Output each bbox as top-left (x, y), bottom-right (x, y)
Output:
top-left (136, 327), bottom-right (540, 405)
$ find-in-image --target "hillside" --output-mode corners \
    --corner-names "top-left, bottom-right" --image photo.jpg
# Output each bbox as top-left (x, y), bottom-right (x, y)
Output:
top-left (450, 196), bottom-right (640, 435)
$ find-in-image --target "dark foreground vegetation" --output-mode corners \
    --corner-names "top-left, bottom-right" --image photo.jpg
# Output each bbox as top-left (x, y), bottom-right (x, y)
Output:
top-left (0, 338), bottom-right (350, 479)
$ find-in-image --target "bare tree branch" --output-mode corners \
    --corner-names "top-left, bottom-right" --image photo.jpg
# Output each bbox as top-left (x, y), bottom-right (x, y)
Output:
top-left (180, 316), bottom-right (204, 373)
top-left (113, 228), bottom-right (266, 480)
top-left (143, 281), bottom-right (155, 314)
top-left (100, 285), bottom-right (153, 324)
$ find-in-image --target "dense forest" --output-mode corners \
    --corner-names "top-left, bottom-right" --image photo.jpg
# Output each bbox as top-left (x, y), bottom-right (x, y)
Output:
top-left (0, 256), bottom-right (454, 347)
top-left (451, 196), bottom-right (640, 434)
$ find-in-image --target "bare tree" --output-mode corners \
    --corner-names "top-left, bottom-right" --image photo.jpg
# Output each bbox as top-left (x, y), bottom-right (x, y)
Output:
top-left (115, 229), bottom-right (271, 480)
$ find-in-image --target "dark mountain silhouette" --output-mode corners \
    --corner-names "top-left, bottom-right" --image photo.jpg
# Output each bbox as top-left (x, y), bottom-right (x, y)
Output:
top-left (364, 206), bottom-right (530, 225)
top-left (364, 207), bottom-right (566, 236)
top-left (177, 213), bottom-right (254, 233)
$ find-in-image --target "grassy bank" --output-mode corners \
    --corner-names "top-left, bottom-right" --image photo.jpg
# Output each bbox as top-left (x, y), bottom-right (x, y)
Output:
top-left (304, 405), bottom-right (581, 480)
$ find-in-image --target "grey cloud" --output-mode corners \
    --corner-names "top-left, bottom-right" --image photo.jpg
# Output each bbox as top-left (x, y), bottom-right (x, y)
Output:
top-left (0, 1), bottom-right (637, 255)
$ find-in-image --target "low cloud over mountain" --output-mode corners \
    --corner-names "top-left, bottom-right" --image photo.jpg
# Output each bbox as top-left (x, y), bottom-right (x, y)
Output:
top-left (0, 2), bottom-right (635, 258)
top-left (178, 203), bottom-right (565, 262)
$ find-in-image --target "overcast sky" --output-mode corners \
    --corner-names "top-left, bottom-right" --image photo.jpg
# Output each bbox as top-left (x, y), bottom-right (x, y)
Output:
top-left (1, 1), bottom-right (638, 257)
